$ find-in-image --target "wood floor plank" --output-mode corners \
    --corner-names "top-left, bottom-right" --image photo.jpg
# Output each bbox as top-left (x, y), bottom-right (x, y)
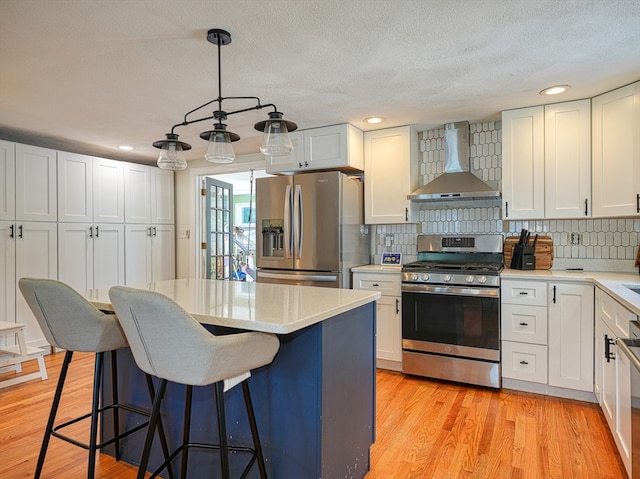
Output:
top-left (0, 354), bottom-right (629, 478)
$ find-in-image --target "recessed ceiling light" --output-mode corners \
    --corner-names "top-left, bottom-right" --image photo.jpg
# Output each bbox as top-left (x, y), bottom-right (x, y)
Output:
top-left (118, 145), bottom-right (134, 151)
top-left (540, 85), bottom-right (570, 96)
top-left (364, 117), bottom-right (386, 124)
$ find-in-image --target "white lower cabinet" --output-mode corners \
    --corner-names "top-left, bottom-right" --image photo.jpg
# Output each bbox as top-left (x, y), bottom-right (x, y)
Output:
top-left (352, 269), bottom-right (402, 369)
top-left (125, 224), bottom-right (175, 285)
top-left (595, 288), bottom-right (634, 477)
top-left (501, 279), bottom-right (594, 394)
top-left (58, 223), bottom-right (125, 291)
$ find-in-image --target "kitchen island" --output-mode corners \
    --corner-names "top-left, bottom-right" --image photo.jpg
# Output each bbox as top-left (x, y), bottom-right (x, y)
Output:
top-left (82, 278), bottom-right (381, 479)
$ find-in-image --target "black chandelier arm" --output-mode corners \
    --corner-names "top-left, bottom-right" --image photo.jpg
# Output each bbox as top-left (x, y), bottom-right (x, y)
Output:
top-left (168, 102), bottom-right (280, 134)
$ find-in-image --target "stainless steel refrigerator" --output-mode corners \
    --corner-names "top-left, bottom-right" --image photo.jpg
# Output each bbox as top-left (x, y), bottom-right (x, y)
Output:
top-left (256, 171), bottom-right (370, 288)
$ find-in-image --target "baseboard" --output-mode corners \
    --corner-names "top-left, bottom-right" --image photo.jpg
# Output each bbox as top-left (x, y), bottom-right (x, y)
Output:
top-left (503, 378), bottom-right (597, 403)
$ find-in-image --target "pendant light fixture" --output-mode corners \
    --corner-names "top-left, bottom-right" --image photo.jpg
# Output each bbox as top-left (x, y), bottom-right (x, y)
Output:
top-left (153, 28), bottom-right (297, 170)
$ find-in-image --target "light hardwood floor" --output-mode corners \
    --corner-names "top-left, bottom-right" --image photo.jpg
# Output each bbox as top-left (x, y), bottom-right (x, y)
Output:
top-left (0, 351), bottom-right (628, 478)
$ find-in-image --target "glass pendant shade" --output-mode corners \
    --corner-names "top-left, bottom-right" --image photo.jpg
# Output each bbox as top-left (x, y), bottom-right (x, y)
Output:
top-left (205, 130), bottom-right (235, 163)
top-left (156, 138), bottom-right (188, 170)
top-left (260, 120), bottom-right (293, 156)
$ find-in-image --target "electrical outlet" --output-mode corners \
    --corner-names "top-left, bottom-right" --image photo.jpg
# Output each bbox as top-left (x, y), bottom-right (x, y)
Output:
top-left (385, 235), bottom-right (393, 247)
top-left (571, 232), bottom-right (580, 245)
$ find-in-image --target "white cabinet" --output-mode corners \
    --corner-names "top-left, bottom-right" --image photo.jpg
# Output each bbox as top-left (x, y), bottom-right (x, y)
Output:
top-left (15, 144), bottom-right (57, 222)
top-left (124, 163), bottom-right (174, 224)
top-left (544, 100), bottom-right (592, 218)
top-left (58, 152), bottom-right (124, 223)
top-left (266, 123), bottom-right (364, 174)
top-left (125, 224), bottom-right (175, 285)
top-left (364, 126), bottom-right (419, 224)
top-left (502, 106), bottom-right (544, 219)
top-left (502, 100), bottom-right (591, 219)
top-left (595, 288), bottom-right (635, 477)
top-left (501, 279), bottom-right (548, 383)
top-left (14, 222), bottom-right (57, 348)
top-left (58, 223), bottom-right (125, 291)
top-left (501, 279), bottom-right (594, 393)
top-left (0, 140), bottom-right (16, 221)
top-left (592, 81), bottom-right (640, 217)
top-left (547, 282), bottom-right (594, 391)
top-left (352, 269), bottom-right (402, 369)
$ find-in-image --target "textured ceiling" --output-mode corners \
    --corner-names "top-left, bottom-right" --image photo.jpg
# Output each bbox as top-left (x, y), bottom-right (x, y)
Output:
top-left (1, 0), bottom-right (639, 166)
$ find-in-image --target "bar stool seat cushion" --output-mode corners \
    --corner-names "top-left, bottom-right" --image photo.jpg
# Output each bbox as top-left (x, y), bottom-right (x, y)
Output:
top-left (108, 286), bottom-right (279, 387)
top-left (19, 277), bottom-right (127, 353)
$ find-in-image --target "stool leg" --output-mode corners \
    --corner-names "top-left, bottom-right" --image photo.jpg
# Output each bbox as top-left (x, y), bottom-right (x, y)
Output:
top-left (214, 382), bottom-right (231, 479)
top-left (181, 385), bottom-right (193, 479)
top-left (88, 352), bottom-right (104, 479)
top-left (242, 381), bottom-right (268, 479)
top-left (145, 374), bottom-right (175, 479)
top-left (137, 378), bottom-right (167, 479)
top-left (111, 350), bottom-right (121, 461)
top-left (34, 350), bottom-right (73, 479)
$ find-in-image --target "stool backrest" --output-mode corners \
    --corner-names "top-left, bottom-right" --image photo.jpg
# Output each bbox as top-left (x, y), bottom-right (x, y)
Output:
top-left (18, 277), bottom-right (127, 352)
top-left (109, 286), bottom-right (279, 386)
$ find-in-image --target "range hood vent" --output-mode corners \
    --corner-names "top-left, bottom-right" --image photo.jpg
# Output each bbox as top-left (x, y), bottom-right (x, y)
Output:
top-left (408, 121), bottom-right (501, 202)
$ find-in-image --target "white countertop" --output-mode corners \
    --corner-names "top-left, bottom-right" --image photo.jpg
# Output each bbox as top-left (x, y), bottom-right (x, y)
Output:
top-left (502, 269), bottom-right (640, 316)
top-left (82, 278), bottom-right (381, 335)
top-left (352, 265), bottom-right (402, 274)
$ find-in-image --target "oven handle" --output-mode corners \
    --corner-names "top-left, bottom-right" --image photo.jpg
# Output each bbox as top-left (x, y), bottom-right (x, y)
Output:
top-left (401, 283), bottom-right (499, 298)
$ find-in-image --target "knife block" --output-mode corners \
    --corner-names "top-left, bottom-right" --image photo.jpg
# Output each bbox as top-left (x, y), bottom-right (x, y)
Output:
top-left (510, 244), bottom-right (536, 270)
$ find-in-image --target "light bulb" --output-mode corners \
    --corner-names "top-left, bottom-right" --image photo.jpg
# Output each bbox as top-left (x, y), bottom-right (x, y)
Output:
top-left (260, 121), bottom-right (293, 156)
top-left (205, 131), bottom-right (235, 163)
top-left (157, 142), bottom-right (187, 170)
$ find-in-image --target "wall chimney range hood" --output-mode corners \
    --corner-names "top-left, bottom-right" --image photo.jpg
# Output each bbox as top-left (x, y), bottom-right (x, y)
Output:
top-left (408, 121), bottom-right (500, 202)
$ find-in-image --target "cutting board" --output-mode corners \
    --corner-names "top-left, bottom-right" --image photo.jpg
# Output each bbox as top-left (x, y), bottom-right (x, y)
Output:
top-left (504, 236), bottom-right (554, 270)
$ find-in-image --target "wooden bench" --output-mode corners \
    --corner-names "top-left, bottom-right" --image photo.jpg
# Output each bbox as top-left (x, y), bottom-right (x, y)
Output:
top-left (0, 321), bottom-right (48, 388)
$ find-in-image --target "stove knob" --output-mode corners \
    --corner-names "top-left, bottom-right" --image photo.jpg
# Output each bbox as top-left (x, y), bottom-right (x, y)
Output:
top-left (411, 274), bottom-right (418, 281)
top-left (466, 275), bottom-right (475, 283)
top-left (443, 274), bottom-right (451, 282)
top-left (477, 276), bottom-right (487, 284)
top-left (421, 274), bottom-right (430, 282)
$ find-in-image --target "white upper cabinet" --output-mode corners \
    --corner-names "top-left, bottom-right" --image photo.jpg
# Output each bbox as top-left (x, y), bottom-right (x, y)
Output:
top-left (15, 144), bottom-right (57, 222)
top-left (0, 140), bottom-right (16, 221)
top-left (544, 100), bottom-right (591, 218)
top-left (592, 81), bottom-right (640, 217)
top-left (265, 123), bottom-right (364, 174)
top-left (364, 126), bottom-right (419, 224)
top-left (502, 106), bottom-right (545, 219)
top-left (124, 163), bottom-right (174, 224)
top-left (93, 157), bottom-right (125, 223)
top-left (502, 100), bottom-right (592, 220)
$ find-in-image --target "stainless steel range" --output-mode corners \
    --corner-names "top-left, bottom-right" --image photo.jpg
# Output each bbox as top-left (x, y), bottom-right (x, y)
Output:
top-left (401, 234), bottom-right (504, 388)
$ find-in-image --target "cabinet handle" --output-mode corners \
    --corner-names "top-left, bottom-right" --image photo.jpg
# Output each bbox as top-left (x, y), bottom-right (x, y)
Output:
top-left (637, 193), bottom-right (639, 213)
top-left (584, 198), bottom-right (588, 216)
top-left (298, 162), bottom-right (303, 168)
top-left (405, 208), bottom-right (408, 222)
top-left (153, 226), bottom-right (157, 236)
top-left (89, 226), bottom-right (93, 238)
top-left (147, 227), bottom-right (152, 237)
top-left (18, 225), bottom-right (23, 238)
top-left (505, 201), bottom-right (509, 218)
top-left (605, 334), bottom-right (616, 363)
top-left (552, 285), bottom-right (557, 304)
top-left (519, 360), bottom-right (528, 365)
top-left (519, 322), bottom-right (528, 326)
top-left (9, 225), bottom-right (14, 238)
top-left (304, 161), bottom-right (309, 167)
top-left (372, 283), bottom-right (379, 287)
top-left (519, 291), bottom-right (528, 295)
top-left (95, 226), bottom-right (99, 238)
top-left (395, 298), bottom-right (400, 314)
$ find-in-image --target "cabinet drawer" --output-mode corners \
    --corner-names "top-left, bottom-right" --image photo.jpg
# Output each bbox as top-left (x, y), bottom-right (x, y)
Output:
top-left (502, 279), bottom-right (547, 306)
top-left (597, 288), bottom-right (636, 339)
top-left (502, 341), bottom-right (548, 383)
top-left (501, 304), bottom-right (547, 345)
top-left (352, 273), bottom-right (401, 296)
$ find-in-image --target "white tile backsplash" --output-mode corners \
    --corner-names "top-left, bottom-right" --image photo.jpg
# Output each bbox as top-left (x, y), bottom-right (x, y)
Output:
top-left (371, 121), bottom-right (640, 272)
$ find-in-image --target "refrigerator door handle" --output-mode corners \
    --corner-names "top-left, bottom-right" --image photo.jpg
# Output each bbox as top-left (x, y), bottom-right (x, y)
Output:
top-left (294, 184), bottom-right (303, 259)
top-left (258, 271), bottom-right (338, 282)
top-left (284, 185), bottom-right (292, 258)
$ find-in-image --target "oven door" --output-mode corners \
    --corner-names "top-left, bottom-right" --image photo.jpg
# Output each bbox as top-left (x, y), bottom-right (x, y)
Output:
top-left (402, 283), bottom-right (500, 361)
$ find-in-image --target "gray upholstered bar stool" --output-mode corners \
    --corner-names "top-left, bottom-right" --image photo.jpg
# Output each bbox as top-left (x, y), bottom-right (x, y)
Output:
top-left (18, 278), bottom-right (173, 479)
top-left (109, 285), bottom-right (280, 479)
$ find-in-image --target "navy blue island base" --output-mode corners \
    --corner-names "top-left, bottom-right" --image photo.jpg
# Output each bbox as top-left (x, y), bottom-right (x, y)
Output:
top-left (101, 302), bottom-right (376, 479)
